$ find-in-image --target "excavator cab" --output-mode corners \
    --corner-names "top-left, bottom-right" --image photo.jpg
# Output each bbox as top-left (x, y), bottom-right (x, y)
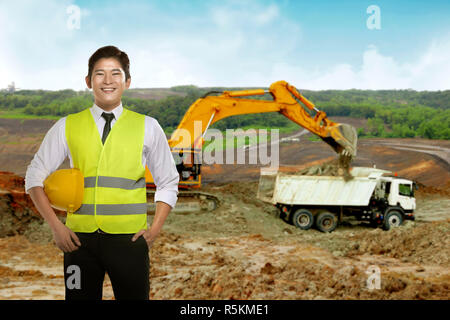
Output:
top-left (173, 149), bottom-right (202, 188)
top-left (145, 149), bottom-right (202, 189)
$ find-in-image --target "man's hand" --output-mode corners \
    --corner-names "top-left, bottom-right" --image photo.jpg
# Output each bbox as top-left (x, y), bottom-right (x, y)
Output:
top-left (132, 229), bottom-right (157, 249)
top-left (52, 220), bottom-right (81, 252)
top-left (28, 186), bottom-right (80, 253)
top-left (131, 201), bottom-right (172, 248)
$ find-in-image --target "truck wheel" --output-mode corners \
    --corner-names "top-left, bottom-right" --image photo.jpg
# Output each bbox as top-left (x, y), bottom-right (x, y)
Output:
top-left (316, 212), bottom-right (338, 233)
top-left (292, 209), bottom-right (314, 230)
top-left (383, 210), bottom-right (403, 231)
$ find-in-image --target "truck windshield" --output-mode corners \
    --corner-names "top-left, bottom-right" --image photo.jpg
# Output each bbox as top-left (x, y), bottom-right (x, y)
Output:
top-left (399, 184), bottom-right (413, 197)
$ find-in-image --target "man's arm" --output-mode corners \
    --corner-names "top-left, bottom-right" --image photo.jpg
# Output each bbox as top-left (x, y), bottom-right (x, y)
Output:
top-left (25, 117), bottom-right (80, 252)
top-left (25, 118), bottom-right (69, 193)
top-left (132, 201), bottom-right (171, 247)
top-left (133, 117), bottom-right (179, 247)
top-left (145, 117), bottom-right (179, 208)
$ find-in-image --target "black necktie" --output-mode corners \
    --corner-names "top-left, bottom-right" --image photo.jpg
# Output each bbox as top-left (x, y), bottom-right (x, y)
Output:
top-left (101, 112), bottom-right (115, 144)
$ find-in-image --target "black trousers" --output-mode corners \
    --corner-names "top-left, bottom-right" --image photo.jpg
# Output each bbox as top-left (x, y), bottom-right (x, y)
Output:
top-left (63, 231), bottom-right (149, 300)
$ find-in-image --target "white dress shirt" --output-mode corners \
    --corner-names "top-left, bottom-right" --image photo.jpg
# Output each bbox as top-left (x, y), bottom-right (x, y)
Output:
top-left (25, 103), bottom-right (179, 208)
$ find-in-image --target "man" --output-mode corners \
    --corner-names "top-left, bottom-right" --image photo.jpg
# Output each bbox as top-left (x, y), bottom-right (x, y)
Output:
top-left (25, 45), bottom-right (179, 300)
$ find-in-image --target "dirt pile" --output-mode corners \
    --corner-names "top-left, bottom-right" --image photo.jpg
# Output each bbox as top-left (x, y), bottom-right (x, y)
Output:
top-left (0, 171), bottom-right (25, 190)
top-left (0, 171), bottom-right (43, 238)
top-left (294, 155), bottom-right (353, 181)
top-left (416, 181), bottom-right (450, 198)
top-left (148, 228), bottom-right (450, 300)
top-left (345, 220), bottom-right (450, 266)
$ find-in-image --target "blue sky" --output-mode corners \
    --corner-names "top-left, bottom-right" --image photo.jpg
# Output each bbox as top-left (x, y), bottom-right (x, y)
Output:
top-left (1, 0), bottom-right (449, 90)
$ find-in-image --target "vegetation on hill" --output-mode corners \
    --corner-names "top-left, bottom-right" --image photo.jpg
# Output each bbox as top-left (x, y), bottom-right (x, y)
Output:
top-left (0, 86), bottom-right (449, 139)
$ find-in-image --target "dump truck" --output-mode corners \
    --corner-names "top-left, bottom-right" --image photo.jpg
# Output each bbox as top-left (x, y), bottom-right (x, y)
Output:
top-left (257, 166), bottom-right (417, 232)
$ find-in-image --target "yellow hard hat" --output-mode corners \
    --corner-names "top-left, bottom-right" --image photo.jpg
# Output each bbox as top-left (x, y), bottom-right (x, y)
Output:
top-left (43, 168), bottom-right (84, 213)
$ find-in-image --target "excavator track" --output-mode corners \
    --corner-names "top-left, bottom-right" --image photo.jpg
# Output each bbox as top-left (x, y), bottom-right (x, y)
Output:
top-left (146, 190), bottom-right (221, 213)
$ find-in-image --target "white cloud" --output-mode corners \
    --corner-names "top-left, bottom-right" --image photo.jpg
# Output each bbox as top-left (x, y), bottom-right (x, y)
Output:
top-left (0, 0), bottom-right (89, 90)
top-left (408, 38), bottom-right (450, 90)
top-left (123, 1), bottom-right (299, 88)
top-left (255, 4), bottom-right (279, 25)
top-left (211, 2), bottom-right (279, 28)
top-left (270, 40), bottom-right (450, 91)
top-left (129, 45), bottom-right (200, 88)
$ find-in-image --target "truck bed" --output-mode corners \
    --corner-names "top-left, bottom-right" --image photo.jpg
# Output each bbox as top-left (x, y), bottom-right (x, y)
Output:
top-left (257, 167), bottom-right (391, 206)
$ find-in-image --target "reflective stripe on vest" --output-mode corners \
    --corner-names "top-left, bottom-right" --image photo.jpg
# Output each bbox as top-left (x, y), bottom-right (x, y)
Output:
top-left (84, 176), bottom-right (146, 189)
top-left (75, 203), bottom-right (148, 215)
top-left (65, 107), bottom-right (147, 234)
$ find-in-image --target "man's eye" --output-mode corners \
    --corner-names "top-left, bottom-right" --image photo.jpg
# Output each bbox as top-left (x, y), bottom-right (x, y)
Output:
top-left (95, 73), bottom-right (104, 76)
top-left (113, 73), bottom-right (121, 76)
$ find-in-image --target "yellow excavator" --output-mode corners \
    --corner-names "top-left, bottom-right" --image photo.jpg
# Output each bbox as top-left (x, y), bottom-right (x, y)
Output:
top-left (145, 80), bottom-right (357, 212)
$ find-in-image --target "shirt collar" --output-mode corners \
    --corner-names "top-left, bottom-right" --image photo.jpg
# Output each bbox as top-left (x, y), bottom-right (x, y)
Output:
top-left (91, 102), bottom-right (123, 122)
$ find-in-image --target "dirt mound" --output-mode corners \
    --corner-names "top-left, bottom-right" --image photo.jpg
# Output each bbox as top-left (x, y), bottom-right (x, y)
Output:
top-left (416, 181), bottom-right (450, 198)
top-left (0, 171), bottom-right (64, 242)
top-left (0, 172), bottom-right (43, 238)
top-left (346, 220), bottom-right (450, 267)
top-left (294, 155), bottom-right (353, 181)
top-left (148, 229), bottom-right (450, 300)
top-left (0, 171), bottom-right (25, 190)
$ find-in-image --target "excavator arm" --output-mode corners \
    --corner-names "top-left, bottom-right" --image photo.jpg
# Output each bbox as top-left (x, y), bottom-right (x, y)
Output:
top-left (146, 81), bottom-right (357, 191)
top-left (169, 80), bottom-right (357, 155)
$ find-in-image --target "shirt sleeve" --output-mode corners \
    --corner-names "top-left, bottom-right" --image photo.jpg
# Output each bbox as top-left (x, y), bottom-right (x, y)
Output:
top-left (24, 117), bottom-right (70, 193)
top-left (144, 117), bottom-right (179, 208)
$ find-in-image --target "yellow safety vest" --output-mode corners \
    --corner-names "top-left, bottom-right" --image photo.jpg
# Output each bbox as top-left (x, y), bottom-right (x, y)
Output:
top-left (65, 108), bottom-right (147, 234)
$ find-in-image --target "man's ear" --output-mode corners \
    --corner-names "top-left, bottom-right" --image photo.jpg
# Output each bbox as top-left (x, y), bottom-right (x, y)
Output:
top-left (125, 77), bottom-right (131, 90)
top-left (85, 76), bottom-right (92, 89)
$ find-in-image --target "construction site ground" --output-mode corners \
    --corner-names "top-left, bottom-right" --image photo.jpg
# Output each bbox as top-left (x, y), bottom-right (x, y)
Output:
top-left (0, 117), bottom-right (449, 300)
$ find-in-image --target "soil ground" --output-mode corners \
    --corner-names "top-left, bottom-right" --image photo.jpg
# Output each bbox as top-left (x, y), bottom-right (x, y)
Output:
top-left (0, 117), bottom-right (449, 300)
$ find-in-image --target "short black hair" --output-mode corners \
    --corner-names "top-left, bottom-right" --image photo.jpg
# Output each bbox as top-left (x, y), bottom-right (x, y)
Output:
top-left (87, 45), bottom-right (130, 81)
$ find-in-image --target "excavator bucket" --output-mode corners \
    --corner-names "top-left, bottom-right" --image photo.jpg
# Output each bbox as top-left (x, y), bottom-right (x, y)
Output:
top-left (322, 123), bottom-right (358, 157)
top-left (277, 81), bottom-right (358, 157)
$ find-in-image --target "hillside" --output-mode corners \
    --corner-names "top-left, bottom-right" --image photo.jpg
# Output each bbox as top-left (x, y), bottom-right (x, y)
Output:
top-left (1, 86), bottom-right (449, 139)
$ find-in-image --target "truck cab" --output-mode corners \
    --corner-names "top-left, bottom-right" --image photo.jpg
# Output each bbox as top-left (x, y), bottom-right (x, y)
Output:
top-left (380, 177), bottom-right (416, 212)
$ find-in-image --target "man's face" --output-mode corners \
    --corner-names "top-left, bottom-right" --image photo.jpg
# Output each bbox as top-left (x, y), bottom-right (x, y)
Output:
top-left (85, 57), bottom-right (131, 110)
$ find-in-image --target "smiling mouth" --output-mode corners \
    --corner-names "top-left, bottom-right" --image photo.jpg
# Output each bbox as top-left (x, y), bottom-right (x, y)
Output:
top-left (101, 88), bottom-right (116, 93)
